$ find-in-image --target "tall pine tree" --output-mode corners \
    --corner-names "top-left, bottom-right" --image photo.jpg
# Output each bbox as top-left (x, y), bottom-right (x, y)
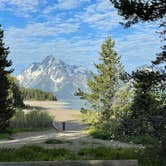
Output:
top-left (0, 25), bottom-right (15, 132)
top-left (76, 37), bottom-right (123, 122)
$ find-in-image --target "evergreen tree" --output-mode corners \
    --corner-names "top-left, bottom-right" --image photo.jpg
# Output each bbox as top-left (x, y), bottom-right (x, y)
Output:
top-left (76, 37), bottom-right (123, 122)
top-left (110, 0), bottom-right (166, 65)
top-left (21, 87), bottom-right (57, 101)
top-left (0, 25), bottom-right (15, 132)
top-left (110, 0), bottom-right (166, 156)
top-left (8, 76), bottom-right (24, 108)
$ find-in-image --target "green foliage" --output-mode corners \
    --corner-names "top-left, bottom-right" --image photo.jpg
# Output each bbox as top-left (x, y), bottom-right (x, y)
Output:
top-left (45, 139), bottom-right (72, 144)
top-left (112, 82), bottom-right (133, 120)
top-left (78, 147), bottom-right (164, 166)
top-left (119, 68), bottom-right (166, 135)
top-left (110, 0), bottom-right (166, 159)
top-left (89, 127), bottom-right (113, 140)
top-left (80, 108), bottom-right (99, 125)
top-left (110, 0), bottom-right (166, 27)
top-left (0, 145), bottom-right (164, 165)
top-left (117, 68), bottom-right (166, 159)
top-left (8, 76), bottom-right (24, 108)
top-left (21, 87), bottom-right (57, 101)
top-left (0, 146), bottom-right (77, 161)
top-left (0, 133), bottom-right (12, 140)
top-left (0, 25), bottom-right (15, 132)
top-left (117, 135), bottom-right (159, 146)
top-left (10, 110), bottom-right (53, 129)
top-left (76, 37), bottom-right (123, 122)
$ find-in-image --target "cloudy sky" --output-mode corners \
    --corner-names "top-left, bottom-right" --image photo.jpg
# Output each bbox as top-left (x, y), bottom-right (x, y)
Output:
top-left (0, 0), bottom-right (162, 75)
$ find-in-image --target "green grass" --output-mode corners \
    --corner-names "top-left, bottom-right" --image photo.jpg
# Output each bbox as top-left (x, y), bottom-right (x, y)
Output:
top-left (45, 139), bottom-right (72, 144)
top-left (116, 135), bottom-right (159, 146)
top-left (89, 127), bottom-right (159, 146)
top-left (0, 145), bottom-right (164, 165)
top-left (0, 133), bottom-right (13, 140)
top-left (78, 147), bottom-right (164, 166)
top-left (0, 146), bottom-right (76, 161)
top-left (89, 127), bottom-right (113, 140)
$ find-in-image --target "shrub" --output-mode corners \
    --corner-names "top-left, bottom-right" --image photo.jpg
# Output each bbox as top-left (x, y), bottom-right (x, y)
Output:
top-left (10, 110), bottom-right (53, 129)
top-left (89, 127), bottom-right (112, 140)
top-left (78, 147), bottom-right (163, 165)
top-left (80, 108), bottom-right (99, 125)
top-left (45, 139), bottom-right (72, 144)
top-left (0, 146), bottom-right (76, 161)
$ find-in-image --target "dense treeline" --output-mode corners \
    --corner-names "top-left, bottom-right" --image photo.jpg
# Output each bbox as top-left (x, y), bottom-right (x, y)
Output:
top-left (9, 76), bottom-right (57, 107)
top-left (21, 87), bottom-right (57, 101)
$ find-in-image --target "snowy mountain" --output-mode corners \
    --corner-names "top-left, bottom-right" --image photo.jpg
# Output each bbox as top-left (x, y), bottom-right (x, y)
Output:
top-left (17, 56), bottom-right (89, 99)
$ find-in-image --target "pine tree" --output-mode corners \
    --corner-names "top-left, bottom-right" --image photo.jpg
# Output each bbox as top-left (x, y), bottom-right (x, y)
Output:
top-left (76, 37), bottom-right (123, 122)
top-left (110, 0), bottom-right (166, 65)
top-left (0, 25), bottom-right (15, 132)
top-left (8, 76), bottom-right (24, 108)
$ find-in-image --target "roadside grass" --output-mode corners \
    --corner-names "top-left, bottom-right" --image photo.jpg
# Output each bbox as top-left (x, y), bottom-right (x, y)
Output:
top-left (0, 146), bottom-right (77, 161)
top-left (78, 146), bottom-right (163, 166)
top-left (89, 127), bottom-right (113, 140)
top-left (45, 139), bottom-right (72, 144)
top-left (89, 127), bottom-right (159, 146)
top-left (0, 145), bottom-right (164, 165)
top-left (0, 133), bottom-right (13, 140)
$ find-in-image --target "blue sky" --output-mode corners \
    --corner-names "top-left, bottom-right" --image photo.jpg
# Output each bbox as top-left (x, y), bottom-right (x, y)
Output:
top-left (0, 0), bottom-right (162, 75)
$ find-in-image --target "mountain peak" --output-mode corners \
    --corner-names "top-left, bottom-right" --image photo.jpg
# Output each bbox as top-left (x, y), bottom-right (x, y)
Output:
top-left (17, 56), bottom-right (89, 99)
top-left (42, 55), bottom-right (63, 66)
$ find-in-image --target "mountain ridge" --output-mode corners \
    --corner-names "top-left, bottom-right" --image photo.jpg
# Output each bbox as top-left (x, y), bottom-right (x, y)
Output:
top-left (17, 56), bottom-right (89, 100)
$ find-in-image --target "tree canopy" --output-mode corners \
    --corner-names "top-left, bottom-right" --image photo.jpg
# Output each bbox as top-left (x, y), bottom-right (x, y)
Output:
top-left (110, 0), bottom-right (166, 65)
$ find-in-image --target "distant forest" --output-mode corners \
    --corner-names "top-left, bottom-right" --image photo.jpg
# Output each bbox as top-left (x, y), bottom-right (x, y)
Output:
top-left (9, 76), bottom-right (57, 108)
top-left (21, 87), bottom-right (57, 101)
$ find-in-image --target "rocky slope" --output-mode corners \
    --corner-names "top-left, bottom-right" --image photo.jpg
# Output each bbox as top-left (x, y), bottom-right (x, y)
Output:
top-left (17, 56), bottom-right (89, 99)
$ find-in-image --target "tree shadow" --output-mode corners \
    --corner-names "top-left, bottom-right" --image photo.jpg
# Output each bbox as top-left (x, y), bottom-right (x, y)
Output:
top-left (23, 104), bottom-right (49, 111)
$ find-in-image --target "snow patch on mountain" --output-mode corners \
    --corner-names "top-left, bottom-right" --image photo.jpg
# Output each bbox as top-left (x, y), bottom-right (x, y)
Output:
top-left (17, 56), bottom-right (89, 99)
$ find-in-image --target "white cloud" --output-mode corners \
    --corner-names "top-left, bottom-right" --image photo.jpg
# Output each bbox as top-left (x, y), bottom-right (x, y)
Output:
top-left (1, 0), bottom-right (162, 74)
top-left (76, 0), bottom-right (122, 31)
top-left (43, 0), bottom-right (90, 13)
top-left (7, 21), bottom-right (80, 39)
top-left (0, 0), bottom-right (46, 16)
top-left (5, 23), bottom-right (161, 74)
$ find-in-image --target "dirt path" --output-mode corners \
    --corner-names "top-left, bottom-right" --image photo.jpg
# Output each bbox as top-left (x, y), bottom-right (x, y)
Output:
top-left (0, 101), bottom-right (143, 151)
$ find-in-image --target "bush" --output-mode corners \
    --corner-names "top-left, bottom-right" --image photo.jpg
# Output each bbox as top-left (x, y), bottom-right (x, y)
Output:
top-left (89, 119), bottom-right (121, 140)
top-left (45, 139), bottom-right (72, 144)
top-left (0, 146), bottom-right (76, 161)
top-left (116, 134), bottom-right (159, 146)
top-left (10, 110), bottom-right (53, 129)
top-left (0, 146), bottom-right (164, 165)
top-left (78, 147), bottom-right (163, 166)
top-left (89, 127), bottom-right (112, 140)
top-left (80, 108), bottom-right (99, 125)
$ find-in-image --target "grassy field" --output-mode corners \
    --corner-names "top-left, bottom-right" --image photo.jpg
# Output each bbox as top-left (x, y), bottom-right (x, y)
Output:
top-left (0, 145), bottom-right (164, 166)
